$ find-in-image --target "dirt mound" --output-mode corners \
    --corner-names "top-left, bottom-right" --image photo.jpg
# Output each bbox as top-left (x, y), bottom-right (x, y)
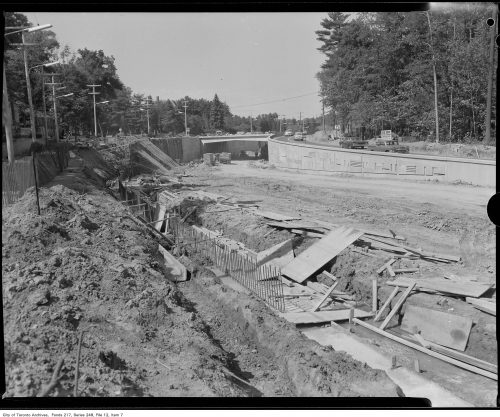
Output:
top-left (1, 184), bottom-right (263, 397)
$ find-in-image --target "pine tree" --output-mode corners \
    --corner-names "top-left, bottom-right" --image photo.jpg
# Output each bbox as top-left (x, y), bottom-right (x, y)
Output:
top-left (210, 94), bottom-right (225, 130)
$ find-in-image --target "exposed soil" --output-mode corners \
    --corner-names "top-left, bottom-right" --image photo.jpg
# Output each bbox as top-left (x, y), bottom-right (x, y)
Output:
top-left (2, 153), bottom-right (400, 398)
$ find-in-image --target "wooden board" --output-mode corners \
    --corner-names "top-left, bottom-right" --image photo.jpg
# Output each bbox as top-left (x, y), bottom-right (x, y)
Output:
top-left (401, 305), bottom-right (472, 351)
top-left (465, 297), bottom-right (496, 316)
top-left (256, 239), bottom-right (294, 269)
top-left (253, 210), bottom-right (301, 221)
top-left (353, 318), bottom-right (497, 381)
top-left (267, 221), bottom-right (328, 233)
top-left (281, 226), bottom-right (364, 283)
top-left (387, 276), bottom-right (492, 298)
top-left (280, 308), bottom-right (372, 324)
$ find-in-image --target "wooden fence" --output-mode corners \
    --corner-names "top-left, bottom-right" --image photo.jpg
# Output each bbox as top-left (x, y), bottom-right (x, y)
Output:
top-left (2, 147), bottom-right (70, 208)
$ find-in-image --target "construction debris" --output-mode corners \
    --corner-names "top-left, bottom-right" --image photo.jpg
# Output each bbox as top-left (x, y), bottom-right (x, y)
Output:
top-left (465, 298), bottom-right (496, 316)
top-left (401, 305), bottom-right (473, 351)
top-left (281, 226), bottom-right (364, 283)
top-left (280, 309), bottom-right (373, 324)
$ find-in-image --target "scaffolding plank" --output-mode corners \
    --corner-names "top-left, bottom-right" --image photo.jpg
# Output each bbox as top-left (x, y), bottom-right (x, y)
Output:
top-left (281, 226), bottom-right (364, 283)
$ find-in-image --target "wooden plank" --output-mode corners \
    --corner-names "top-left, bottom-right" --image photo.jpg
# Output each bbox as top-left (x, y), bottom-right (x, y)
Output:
top-left (393, 268), bottom-right (419, 273)
top-left (281, 226), bottom-right (364, 283)
top-left (279, 276), bottom-right (294, 287)
top-left (280, 309), bottom-right (372, 324)
top-left (267, 221), bottom-right (328, 233)
top-left (401, 305), bottom-right (473, 351)
top-left (380, 282), bottom-right (416, 330)
top-left (465, 298), bottom-right (496, 316)
top-left (386, 264), bottom-right (396, 277)
top-left (374, 286), bottom-right (401, 322)
top-left (322, 271), bottom-right (337, 281)
top-left (256, 239), bottom-right (294, 269)
top-left (409, 334), bottom-right (497, 374)
top-left (387, 277), bottom-right (492, 298)
top-left (352, 319), bottom-right (497, 381)
top-left (291, 229), bottom-right (325, 238)
top-left (253, 210), bottom-right (301, 221)
top-left (311, 281), bottom-right (340, 312)
top-left (158, 244), bottom-right (187, 282)
top-left (376, 258), bottom-right (396, 275)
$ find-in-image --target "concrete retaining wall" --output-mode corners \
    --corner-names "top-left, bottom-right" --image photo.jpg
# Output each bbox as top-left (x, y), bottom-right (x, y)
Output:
top-left (268, 138), bottom-right (496, 187)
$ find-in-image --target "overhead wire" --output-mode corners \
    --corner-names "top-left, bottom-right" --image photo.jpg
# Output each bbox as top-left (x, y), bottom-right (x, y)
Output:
top-left (231, 91), bottom-right (320, 109)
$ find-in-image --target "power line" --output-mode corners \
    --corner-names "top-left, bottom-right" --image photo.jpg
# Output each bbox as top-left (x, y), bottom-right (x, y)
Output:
top-left (232, 91), bottom-right (320, 109)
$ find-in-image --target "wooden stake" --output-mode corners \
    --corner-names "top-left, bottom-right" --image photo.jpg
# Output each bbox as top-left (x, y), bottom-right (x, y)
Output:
top-left (372, 276), bottom-right (378, 313)
top-left (349, 307), bottom-right (354, 325)
top-left (391, 355), bottom-right (397, 369)
top-left (377, 258), bottom-right (396, 275)
top-left (414, 358), bottom-right (421, 373)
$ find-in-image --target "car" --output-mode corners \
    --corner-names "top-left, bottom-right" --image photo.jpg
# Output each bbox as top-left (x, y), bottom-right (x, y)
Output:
top-left (284, 130), bottom-right (293, 136)
top-left (293, 132), bottom-right (305, 141)
top-left (367, 139), bottom-right (409, 153)
top-left (339, 137), bottom-right (368, 149)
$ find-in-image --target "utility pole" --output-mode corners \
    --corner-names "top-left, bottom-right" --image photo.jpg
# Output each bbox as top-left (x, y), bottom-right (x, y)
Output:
top-left (45, 74), bottom-right (62, 142)
top-left (21, 32), bottom-right (37, 142)
top-left (322, 101), bottom-right (326, 132)
top-left (183, 100), bottom-right (188, 136)
top-left (3, 66), bottom-right (15, 162)
top-left (87, 84), bottom-right (101, 137)
top-left (299, 112), bottom-right (302, 131)
top-left (250, 113), bottom-right (253, 133)
top-left (145, 96), bottom-right (152, 136)
top-left (41, 66), bottom-right (49, 144)
top-left (485, 10), bottom-right (497, 145)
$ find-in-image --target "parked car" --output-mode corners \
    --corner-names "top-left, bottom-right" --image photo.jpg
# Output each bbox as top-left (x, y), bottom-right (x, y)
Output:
top-left (339, 137), bottom-right (368, 149)
top-left (293, 132), bottom-right (305, 141)
top-left (284, 130), bottom-right (293, 136)
top-left (367, 139), bottom-right (409, 153)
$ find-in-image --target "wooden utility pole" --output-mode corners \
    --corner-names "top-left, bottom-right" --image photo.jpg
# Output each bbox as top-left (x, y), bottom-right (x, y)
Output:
top-left (426, 11), bottom-right (440, 143)
top-left (322, 101), bottom-right (326, 132)
top-left (21, 32), bottom-right (37, 142)
top-left (485, 9), bottom-right (497, 145)
top-left (87, 84), bottom-right (101, 137)
top-left (3, 66), bottom-right (15, 162)
top-left (45, 75), bottom-right (62, 142)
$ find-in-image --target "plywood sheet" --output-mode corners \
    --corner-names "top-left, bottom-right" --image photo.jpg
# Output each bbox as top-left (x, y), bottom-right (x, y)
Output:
top-left (281, 226), bottom-right (364, 283)
top-left (280, 309), bottom-right (372, 324)
top-left (401, 305), bottom-right (472, 351)
top-left (256, 239), bottom-right (294, 268)
top-left (387, 276), bottom-right (492, 298)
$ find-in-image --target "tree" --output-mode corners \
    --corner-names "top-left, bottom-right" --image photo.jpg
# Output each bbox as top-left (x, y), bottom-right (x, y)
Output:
top-left (210, 94), bottom-right (225, 130)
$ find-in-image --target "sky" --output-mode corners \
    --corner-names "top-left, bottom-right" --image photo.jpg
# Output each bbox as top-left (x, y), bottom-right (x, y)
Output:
top-left (24, 12), bottom-right (328, 119)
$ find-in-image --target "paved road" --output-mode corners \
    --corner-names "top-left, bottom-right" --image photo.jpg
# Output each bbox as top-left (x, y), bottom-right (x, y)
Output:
top-left (215, 160), bottom-right (493, 218)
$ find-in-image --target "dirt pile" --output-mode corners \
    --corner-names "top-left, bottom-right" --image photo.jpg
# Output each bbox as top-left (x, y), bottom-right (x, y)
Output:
top-left (1, 185), bottom-right (266, 397)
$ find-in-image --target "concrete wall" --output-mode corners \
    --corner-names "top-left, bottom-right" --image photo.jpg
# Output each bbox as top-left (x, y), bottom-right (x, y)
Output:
top-left (181, 137), bottom-right (203, 162)
top-left (268, 138), bottom-right (496, 187)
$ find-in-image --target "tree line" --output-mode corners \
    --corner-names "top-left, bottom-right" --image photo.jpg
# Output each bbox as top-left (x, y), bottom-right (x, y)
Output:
top-left (316, 5), bottom-right (497, 144)
top-left (3, 12), bottom-right (304, 139)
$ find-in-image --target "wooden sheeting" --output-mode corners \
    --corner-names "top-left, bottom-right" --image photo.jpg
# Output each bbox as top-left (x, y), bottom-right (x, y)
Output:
top-left (280, 308), bottom-right (372, 324)
top-left (465, 297), bottom-right (496, 316)
top-left (256, 239), bottom-right (294, 268)
top-left (401, 305), bottom-right (473, 351)
top-left (387, 276), bottom-right (493, 298)
top-left (253, 210), bottom-right (301, 221)
top-left (281, 226), bottom-right (364, 283)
